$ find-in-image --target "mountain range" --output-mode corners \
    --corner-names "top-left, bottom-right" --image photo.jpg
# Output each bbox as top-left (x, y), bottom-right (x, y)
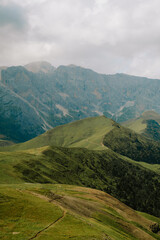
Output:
top-left (1, 61), bottom-right (160, 142)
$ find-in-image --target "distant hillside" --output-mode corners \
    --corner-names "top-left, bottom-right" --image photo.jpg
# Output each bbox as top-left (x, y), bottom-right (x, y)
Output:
top-left (1, 62), bottom-right (160, 141)
top-left (123, 111), bottom-right (160, 141)
top-left (141, 111), bottom-right (160, 123)
top-left (4, 115), bottom-right (160, 165)
top-left (5, 116), bottom-right (113, 151)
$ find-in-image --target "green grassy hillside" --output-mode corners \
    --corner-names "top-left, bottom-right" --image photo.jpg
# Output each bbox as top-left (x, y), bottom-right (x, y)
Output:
top-left (1, 146), bottom-right (160, 218)
top-left (4, 114), bottom-right (160, 157)
top-left (123, 111), bottom-right (160, 141)
top-left (1, 115), bottom-right (160, 239)
top-left (2, 116), bottom-right (114, 151)
top-left (103, 123), bottom-right (160, 164)
top-left (0, 184), bottom-right (159, 240)
top-left (1, 115), bottom-right (160, 217)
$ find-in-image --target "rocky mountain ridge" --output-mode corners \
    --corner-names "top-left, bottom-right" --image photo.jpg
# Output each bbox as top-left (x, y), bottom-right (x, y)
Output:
top-left (1, 61), bottom-right (160, 142)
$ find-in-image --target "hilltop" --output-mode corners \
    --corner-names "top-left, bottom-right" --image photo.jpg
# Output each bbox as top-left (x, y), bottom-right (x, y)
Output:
top-left (4, 116), bottom-right (113, 151)
top-left (4, 115), bottom-right (160, 165)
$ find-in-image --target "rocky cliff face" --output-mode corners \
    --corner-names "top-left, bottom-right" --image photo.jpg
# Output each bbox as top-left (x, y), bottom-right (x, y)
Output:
top-left (1, 62), bottom-right (160, 142)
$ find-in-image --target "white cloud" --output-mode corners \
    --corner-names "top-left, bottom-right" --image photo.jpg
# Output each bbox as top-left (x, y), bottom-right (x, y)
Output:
top-left (1, 0), bottom-right (160, 78)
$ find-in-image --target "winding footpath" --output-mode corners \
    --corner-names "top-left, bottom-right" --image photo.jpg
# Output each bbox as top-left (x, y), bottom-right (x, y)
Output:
top-left (27, 191), bottom-right (66, 240)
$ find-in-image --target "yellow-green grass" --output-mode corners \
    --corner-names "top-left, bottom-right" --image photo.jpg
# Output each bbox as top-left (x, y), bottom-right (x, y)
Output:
top-left (0, 184), bottom-right (62, 240)
top-left (122, 118), bottom-right (147, 134)
top-left (141, 111), bottom-right (160, 123)
top-left (136, 161), bottom-right (160, 175)
top-left (1, 116), bottom-right (114, 152)
top-left (0, 151), bottom-right (46, 184)
top-left (0, 184), bottom-right (159, 240)
top-left (116, 152), bottom-right (160, 175)
top-left (138, 211), bottom-right (160, 225)
top-left (122, 110), bottom-right (160, 134)
top-left (1, 144), bottom-right (160, 219)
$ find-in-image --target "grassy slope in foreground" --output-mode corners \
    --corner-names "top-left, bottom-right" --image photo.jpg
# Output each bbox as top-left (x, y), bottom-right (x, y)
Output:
top-left (2, 116), bottom-right (114, 151)
top-left (0, 183), bottom-right (160, 240)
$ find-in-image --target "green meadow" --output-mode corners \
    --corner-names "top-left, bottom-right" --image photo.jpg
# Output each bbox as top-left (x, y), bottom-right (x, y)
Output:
top-left (1, 115), bottom-right (160, 239)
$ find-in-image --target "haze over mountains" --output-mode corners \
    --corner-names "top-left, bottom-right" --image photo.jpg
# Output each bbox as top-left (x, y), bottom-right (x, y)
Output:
top-left (1, 61), bottom-right (160, 142)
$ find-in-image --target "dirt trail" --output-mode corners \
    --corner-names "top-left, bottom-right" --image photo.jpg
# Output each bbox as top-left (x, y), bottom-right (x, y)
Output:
top-left (100, 140), bottom-right (106, 148)
top-left (27, 191), bottom-right (66, 240)
top-left (19, 188), bottom-right (155, 240)
top-left (28, 212), bottom-right (65, 240)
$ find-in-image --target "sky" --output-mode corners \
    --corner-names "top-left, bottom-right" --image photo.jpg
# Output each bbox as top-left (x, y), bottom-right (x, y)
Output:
top-left (1, 0), bottom-right (160, 78)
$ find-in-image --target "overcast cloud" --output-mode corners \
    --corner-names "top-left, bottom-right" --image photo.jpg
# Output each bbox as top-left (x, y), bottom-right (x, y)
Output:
top-left (1, 0), bottom-right (160, 78)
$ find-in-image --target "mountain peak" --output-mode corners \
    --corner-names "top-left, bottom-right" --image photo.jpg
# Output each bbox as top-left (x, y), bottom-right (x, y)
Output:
top-left (24, 61), bottom-right (56, 73)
